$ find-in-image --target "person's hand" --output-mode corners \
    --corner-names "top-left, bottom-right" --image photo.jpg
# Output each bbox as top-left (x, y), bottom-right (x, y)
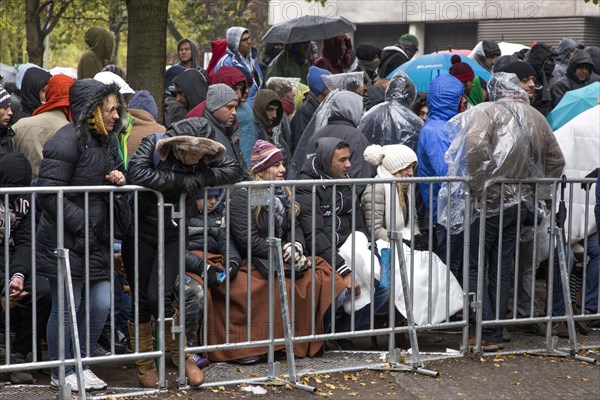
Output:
top-left (203, 265), bottom-right (225, 288)
top-left (106, 170), bottom-right (126, 186)
top-left (283, 242), bottom-right (303, 263)
top-left (228, 262), bottom-right (239, 281)
top-left (343, 273), bottom-right (361, 297)
top-left (114, 253), bottom-right (127, 276)
top-left (9, 275), bottom-right (28, 300)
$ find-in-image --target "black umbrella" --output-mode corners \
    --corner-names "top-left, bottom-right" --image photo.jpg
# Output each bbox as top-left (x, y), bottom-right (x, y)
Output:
top-left (262, 15), bottom-right (356, 44)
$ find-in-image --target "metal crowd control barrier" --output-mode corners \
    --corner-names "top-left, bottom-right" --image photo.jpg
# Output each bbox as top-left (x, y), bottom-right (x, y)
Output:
top-left (1, 175), bottom-right (598, 399)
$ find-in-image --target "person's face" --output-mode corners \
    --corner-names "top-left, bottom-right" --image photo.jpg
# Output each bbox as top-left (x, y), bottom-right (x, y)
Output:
top-left (196, 195), bottom-right (218, 213)
top-left (175, 90), bottom-right (187, 107)
top-left (0, 104), bottom-right (13, 126)
top-left (238, 32), bottom-right (251, 57)
top-left (330, 147), bottom-right (351, 179)
top-left (212, 99), bottom-right (238, 126)
top-left (458, 95), bottom-right (468, 113)
top-left (464, 79), bottom-right (474, 96)
top-left (233, 82), bottom-right (248, 102)
top-left (486, 55), bottom-right (498, 68)
top-left (266, 103), bottom-right (279, 126)
top-left (354, 83), bottom-right (368, 97)
top-left (101, 94), bottom-right (119, 132)
top-left (182, 152), bottom-right (203, 165)
top-left (417, 106), bottom-right (428, 122)
top-left (394, 162), bottom-right (416, 178)
top-left (298, 42), bottom-right (310, 56)
top-left (179, 42), bottom-right (192, 63)
top-left (257, 160), bottom-right (286, 181)
top-left (519, 75), bottom-right (536, 100)
top-left (575, 65), bottom-right (591, 82)
top-left (39, 84), bottom-right (48, 103)
top-left (283, 89), bottom-right (295, 103)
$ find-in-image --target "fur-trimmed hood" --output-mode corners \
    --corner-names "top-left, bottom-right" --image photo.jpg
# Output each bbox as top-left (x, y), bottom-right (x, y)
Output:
top-left (156, 135), bottom-right (225, 164)
top-left (69, 79), bottom-right (127, 142)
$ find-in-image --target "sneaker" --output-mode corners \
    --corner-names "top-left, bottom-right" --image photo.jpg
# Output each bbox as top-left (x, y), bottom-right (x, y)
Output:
top-left (233, 355), bottom-right (261, 365)
top-left (190, 353), bottom-right (210, 369)
top-left (502, 328), bottom-right (511, 342)
top-left (50, 373), bottom-right (89, 392)
top-left (512, 322), bottom-right (546, 337)
top-left (9, 354), bottom-right (34, 384)
top-left (83, 369), bottom-right (107, 390)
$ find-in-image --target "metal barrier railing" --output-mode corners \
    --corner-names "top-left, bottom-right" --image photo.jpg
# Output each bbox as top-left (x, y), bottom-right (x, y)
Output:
top-left (1, 175), bottom-right (598, 398)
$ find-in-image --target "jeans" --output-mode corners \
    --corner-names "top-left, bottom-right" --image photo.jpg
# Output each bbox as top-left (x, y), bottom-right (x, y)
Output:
top-left (336, 282), bottom-right (390, 332)
top-left (552, 232), bottom-right (600, 315)
top-left (469, 206), bottom-right (520, 343)
top-left (436, 224), bottom-right (465, 284)
top-left (46, 278), bottom-right (110, 378)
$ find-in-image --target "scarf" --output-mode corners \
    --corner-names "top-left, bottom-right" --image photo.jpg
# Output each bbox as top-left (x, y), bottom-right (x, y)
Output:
top-left (88, 106), bottom-right (108, 136)
top-left (272, 187), bottom-right (290, 228)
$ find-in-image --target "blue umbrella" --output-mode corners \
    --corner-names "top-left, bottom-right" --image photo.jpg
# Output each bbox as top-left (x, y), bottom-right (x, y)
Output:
top-left (547, 82), bottom-right (600, 131)
top-left (385, 53), bottom-right (491, 92)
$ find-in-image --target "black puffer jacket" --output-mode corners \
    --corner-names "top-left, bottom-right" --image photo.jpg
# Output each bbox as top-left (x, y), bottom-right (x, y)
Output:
top-left (297, 137), bottom-right (368, 277)
top-left (126, 117), bottom-right (244, 239)
top-left (0, 123), bottom-right (15, 159)
top-left (37, 79), bottom-right (127, 281)
top-left (550, 51), bottom-right (600, 107)
top-left (526, 43), bottom-right (556, 116)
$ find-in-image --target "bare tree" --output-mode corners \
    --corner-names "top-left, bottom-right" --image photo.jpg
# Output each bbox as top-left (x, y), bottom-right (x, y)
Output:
top-left (25, 0), bottom-right (72, 66)
top-left (126, 0), bottom-right (169, 123)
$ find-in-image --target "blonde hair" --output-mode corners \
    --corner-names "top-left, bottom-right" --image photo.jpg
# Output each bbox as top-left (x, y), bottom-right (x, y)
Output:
top-left (250, 171), bottom-right (300, 227)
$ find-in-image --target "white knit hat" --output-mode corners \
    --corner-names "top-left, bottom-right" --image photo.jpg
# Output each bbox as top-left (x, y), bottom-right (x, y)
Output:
top-left (363, 144), bottom-right (417, 174)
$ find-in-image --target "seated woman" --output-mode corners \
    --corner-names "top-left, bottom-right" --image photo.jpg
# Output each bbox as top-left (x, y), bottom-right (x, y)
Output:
top-left (362, 144), bottom-right (462, 325)
top-left (206, 140), bottom-right (346, 362)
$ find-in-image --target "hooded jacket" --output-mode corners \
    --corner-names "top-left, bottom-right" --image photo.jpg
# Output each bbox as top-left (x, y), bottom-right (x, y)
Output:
top-left (0, 122), bottom-right (15, 160)
top-left (126, 117), bottom-right (244, 238)
top-left (20, 67), bottom-right (52, 116)
top-left (172, 68), bottom-right (209, 111)
top-left (470, 40), bottom-right (501, 73)
top-left (185, 66), bottom-right (247, 119)
top-left (415, 74), bottom-right (464, 224)
top-left (297, 137), bottom-right (368, 276)
top-left (266, 44), bottom-right (311, 85)
top-left (307, 91), bottom-right (374, 180)
top-left (244, 89), bottom-right (292, 166)
top-left (201, 109), bottom-right (247, 174)
top-left (36, 79), bottom-right (127, 281)
top-left (314, 35), bottom-right (351, 74)
top-left (0, 153), bottom-right (33, 285)
top-left (550, 38), bottom-right (584, 86)
top-left (438, 73), bottom-right (565, 231)
top-left (526, 43), bottom-right (557, 116)
top-left (77, 27), bottom-right (114, 79)
top-left (358, 72), bottom-right (422, 150)
top-left (290, 92), bottom-right (320, 154)
top-left (177, 38), bottom-right (200, 69)
top-left (215, 27), bottom-right (263, 108)
top-left (551, 51), bottom-right (600, 108)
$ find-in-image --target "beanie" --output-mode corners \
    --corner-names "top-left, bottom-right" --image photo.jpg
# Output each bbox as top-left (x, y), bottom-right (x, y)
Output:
top-left (206, 83), bottom-right (238, 112)
top-left (400, 34), bottom-right (419, 51)
top-left (355, 44), bottom-right (381, 61)
top-left (501, 61), bottom-right (537, 80)
top-left (482, 40), bottom-right (501, 58)
top-left (363, 144), bottom-right (417, 175)
top-left (307, 66), bottom-right (331, 96)
top-left (128, 90), bottom-right (159, 119)
top-left (0, 84), bottom-right (10, 108)
top-left (0, 152), bottom-right (32, 187)
top-left (449, 55), bottom-right (475, 83)
top-left (250, 139), bottom-right (284, 173)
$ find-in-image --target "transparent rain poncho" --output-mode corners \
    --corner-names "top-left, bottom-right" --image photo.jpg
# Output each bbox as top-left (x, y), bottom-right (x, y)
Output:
top-left (437, 72), bottom-right (556, 233)
top-left (357, 70), bottom-right (422, 150)
top-left (265, 76), bottom-right (301, 101)
top-left (288, 72), bottom-right (366, 178)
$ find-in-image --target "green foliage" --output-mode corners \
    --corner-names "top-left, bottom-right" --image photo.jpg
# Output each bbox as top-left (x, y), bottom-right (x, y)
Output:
top-left (583, 0), bottom-right (599, 5)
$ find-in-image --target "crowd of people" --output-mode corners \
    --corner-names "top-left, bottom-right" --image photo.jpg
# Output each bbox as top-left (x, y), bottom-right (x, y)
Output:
top-left (0, 24), bottom-right (599, 392)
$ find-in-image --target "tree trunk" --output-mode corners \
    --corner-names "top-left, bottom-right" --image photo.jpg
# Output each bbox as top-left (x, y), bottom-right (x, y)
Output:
top-left (25, 0), bottom-right (43, 66)
top-left (126, 0), bottom-right (169, 124)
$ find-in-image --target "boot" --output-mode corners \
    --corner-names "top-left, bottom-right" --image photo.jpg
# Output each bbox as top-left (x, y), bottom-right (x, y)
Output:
top-left (164, 311), bottom-right (205, 386)
top-left (128, 321), bottom-right (159, 388)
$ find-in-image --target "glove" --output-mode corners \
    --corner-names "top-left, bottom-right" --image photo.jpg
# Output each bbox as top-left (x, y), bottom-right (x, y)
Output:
top-left (174, 172), bottom-right (200, 194)
top-left (228, 262), bottom-right (240, 281)
top-left (413, 234), bottom-right (429, 251)
top-left (283, 242), bottom-right (303, 263)
top-left (295, 255), bottom-right (311, 272)
top-left (202, 265), bottom-right (225, 288)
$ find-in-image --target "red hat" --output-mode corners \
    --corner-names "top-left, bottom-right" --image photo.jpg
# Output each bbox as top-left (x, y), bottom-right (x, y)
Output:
top-left (449, 55), bottom-right (475, 83)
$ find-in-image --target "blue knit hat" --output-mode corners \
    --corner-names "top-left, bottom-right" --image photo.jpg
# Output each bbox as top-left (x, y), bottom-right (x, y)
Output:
top-left (128, 90), bottom-right (158, 119)
top-left (307, 66), bottom-right (331, 96)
